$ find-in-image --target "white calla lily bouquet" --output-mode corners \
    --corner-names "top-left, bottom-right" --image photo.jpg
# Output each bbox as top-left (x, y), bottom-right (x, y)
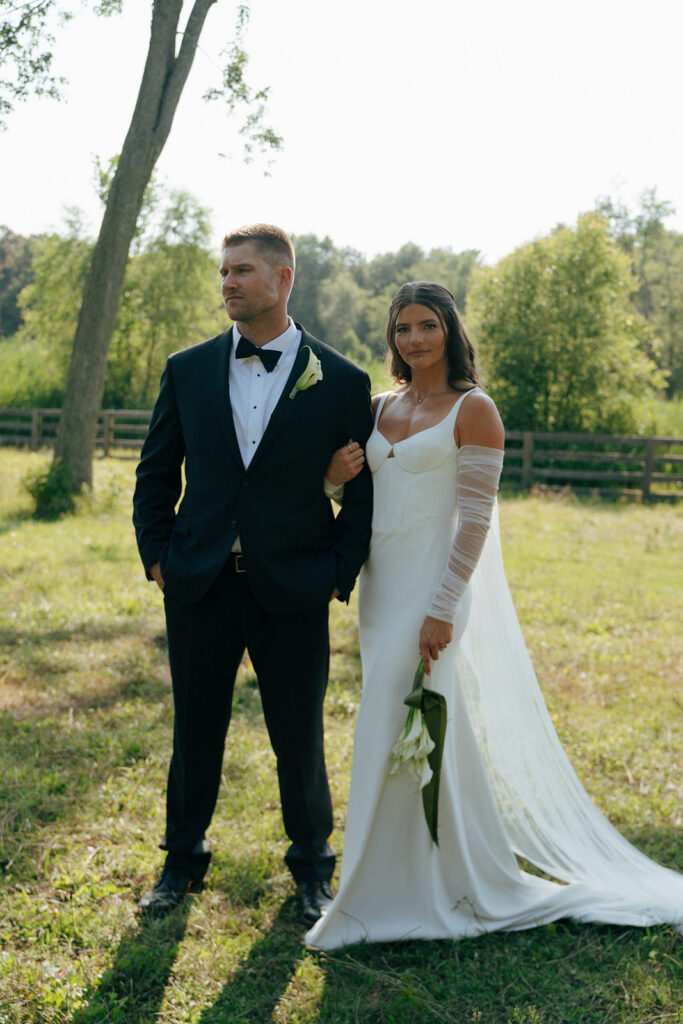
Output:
top-left (389, 658), bottom-right (448, 844)
top-left (389, 703), bottom-right (435, 788)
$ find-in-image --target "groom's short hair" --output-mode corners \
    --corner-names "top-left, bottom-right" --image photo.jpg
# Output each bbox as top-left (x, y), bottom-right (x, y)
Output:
top-left (221, 224), bottom-right (295, 275)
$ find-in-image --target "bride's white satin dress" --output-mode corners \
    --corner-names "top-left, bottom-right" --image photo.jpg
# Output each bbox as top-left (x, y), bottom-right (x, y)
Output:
top-left (306, 393), bottom-right (683, 949)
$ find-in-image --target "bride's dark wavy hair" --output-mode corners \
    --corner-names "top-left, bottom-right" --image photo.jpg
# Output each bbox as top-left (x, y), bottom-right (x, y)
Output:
top-left (386, 281), bottom-right (480, 391)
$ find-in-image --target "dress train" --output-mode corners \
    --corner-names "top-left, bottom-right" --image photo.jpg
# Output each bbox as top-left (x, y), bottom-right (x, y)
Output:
top-left (307, 393), bottom-right (682, 948)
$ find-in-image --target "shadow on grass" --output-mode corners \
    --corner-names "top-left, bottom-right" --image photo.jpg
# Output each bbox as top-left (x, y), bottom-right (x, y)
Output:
top-left (0, 510), bottom-right (33, 535)
top-left (197, 898), bottom-right (305, 1024)
top-left (0, 611), bottom-right (171, 723)
top-left (48, 889), bottom-right (306, 1024)
top-left (313, 920), bottom-right (683, 1024)
top-left (0, 654), bottom-right (173, 876)
top-left (0, 665), bottom-right (268, 882)
top-left (619, 823), bottom-right (683, 874)
top-left (0, 620), bottom-right (165, 652)
top-left (70, 902), bottom-right (192, 1024)
top-left (0, 657), bottom-right (171, 719)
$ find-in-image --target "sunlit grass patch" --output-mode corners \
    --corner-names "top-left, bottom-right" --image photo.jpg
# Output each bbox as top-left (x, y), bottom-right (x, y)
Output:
top-left (0, 452), bottom-right (681, 1023)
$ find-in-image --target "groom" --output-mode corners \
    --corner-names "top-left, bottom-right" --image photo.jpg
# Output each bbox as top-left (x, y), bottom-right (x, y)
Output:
top-left (133, 224), bottom-right (373, 922)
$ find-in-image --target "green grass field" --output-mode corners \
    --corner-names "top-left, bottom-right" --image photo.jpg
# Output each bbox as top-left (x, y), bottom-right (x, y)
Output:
top-left (0, 450), bottom-right (681, 1024)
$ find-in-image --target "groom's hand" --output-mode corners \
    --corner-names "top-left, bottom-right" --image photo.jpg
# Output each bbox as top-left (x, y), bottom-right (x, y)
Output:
top-left (149, 562), bottom-right (165, 591)
top-left (330, 587), bottom-right (340, 601)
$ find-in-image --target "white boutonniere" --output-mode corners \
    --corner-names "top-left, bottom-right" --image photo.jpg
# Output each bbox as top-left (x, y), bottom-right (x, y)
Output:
top-left (289, 346), bottom-right (323, 399)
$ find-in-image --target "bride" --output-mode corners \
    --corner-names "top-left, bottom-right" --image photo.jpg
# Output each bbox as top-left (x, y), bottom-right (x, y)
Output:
top-left (307, 281), bottom-right (683, 949)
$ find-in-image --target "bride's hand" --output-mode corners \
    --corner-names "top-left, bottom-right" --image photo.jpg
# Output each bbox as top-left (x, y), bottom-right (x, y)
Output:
top-left (325, 440), bottom-right (365, 485)
top-left (420, 615), bottom-right (454, 675)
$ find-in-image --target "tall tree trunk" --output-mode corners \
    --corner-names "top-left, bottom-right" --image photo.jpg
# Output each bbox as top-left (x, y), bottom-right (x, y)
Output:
top-left (55, 0), bottom-right (216, 489)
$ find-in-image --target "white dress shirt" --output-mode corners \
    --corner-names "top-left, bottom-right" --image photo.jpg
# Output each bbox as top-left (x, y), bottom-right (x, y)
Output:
top-left (230, 319), bottom-right (301, 554)
top-left (230, 318), bottom-right (301, 468)
top-left (229, 320), bottom-right (343, 558)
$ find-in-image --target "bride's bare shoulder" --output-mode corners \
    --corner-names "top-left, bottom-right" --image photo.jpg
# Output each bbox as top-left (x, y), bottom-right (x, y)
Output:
top-left (371, 389), bottom-right (399, 414)
top-left (456, 389), bottom-right (505, 448)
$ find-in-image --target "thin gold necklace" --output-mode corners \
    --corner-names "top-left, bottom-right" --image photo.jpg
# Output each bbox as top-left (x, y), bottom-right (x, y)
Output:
top-left (412, 382), bottom-right (451, 404)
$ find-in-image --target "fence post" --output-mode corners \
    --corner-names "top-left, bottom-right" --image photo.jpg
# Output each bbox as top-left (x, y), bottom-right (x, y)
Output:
top-left (30, 409), bottom-right (42, 451)
top-left (642, 437), bottom-right (655, 499)
top-left (102, 412), bottom-right (114, 457)
top-left (521, 432), bottom-right (534, 489)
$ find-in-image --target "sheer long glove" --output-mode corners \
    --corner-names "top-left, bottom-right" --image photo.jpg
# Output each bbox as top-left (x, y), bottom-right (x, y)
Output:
top-left (426, 445), bottom-right (504, 623)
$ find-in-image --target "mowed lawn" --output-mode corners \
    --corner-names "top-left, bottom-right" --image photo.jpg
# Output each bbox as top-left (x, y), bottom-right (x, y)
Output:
top-left (0, 450), bottom-right (681, 1024)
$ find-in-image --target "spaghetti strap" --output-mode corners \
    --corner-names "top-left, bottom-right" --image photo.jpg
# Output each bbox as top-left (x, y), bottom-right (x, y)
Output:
top-left (373, 391), bottom-right (392, 426)
top-left (451, 386), bottom-right (479, 426)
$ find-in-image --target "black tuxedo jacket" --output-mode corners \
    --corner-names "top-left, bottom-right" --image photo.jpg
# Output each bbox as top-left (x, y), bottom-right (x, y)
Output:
top-left (133, 325), bottom-right (374, 611)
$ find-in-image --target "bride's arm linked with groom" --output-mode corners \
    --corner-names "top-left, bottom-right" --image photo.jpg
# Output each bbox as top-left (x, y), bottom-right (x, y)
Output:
top-left (133, 224), bottom-right (682, 943)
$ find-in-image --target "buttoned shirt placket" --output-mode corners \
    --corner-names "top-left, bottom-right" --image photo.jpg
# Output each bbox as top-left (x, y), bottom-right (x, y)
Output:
top-left (229, 319), bottom-right (302, 552)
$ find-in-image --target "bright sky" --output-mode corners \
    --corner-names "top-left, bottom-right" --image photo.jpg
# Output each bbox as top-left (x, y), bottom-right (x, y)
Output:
top-left (1, 0), bottom-right (682, 264)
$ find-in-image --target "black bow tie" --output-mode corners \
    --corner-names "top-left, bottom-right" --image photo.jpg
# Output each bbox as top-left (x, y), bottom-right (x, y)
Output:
top-left (236, 335), bottom-right (281, 372)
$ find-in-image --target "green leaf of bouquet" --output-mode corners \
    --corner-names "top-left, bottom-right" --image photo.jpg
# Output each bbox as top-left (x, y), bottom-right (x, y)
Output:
top-left (403, 657), bottom-right (447, 844)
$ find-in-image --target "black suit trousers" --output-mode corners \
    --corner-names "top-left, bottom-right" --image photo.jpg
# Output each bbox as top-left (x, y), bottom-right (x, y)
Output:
top-left (161, 558), bottom-right (335, 884)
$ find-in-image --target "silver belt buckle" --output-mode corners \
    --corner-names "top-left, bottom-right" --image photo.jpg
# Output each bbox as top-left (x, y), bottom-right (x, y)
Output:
top-left (234, 553), bottom-right (246, 574)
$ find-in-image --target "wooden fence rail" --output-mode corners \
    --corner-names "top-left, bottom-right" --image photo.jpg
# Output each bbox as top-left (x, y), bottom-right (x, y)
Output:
top-left (0, 408), bottom-right (151, 456)
top-left (1, 409), bottom-right (681, 500)
top-left (503, 430), bottom-right (682, 500)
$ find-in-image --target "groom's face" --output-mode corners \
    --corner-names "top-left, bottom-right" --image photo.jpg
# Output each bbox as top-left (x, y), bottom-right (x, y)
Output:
top-left (220, 242), bottom-right (286, 324)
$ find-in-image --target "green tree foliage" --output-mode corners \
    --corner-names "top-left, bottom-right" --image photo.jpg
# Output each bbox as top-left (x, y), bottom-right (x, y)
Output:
top-left (106, 190), bottom-right (224, 406)
top-left (2, 1), bottom-right (281, 491)
top-left (597, 189), bottom-right (683, 397)
top-left (0, 0), bottom-right (70, 124)
top-left (0, 212), bottom-right (92, 406)
top-left (289, 234), bottom-right (352, 339)
top-left (316, 272), bottom-right (367, 355)
top-left (289, 236), bottom-right (480, 366)
top-left (408, 248), bottom-right (480, 312)
top-left (356, 245), bottom-right (480, 357)
top-left (0, 226), bottom-right (34, 337)
top-left (0, 191), bottom-right (224, 408)
top-left (0, 222), bottom-right (480, 406)
top-left (467, 212), bottom-right (665, 433)
top-left (352, 242), bottom-right (425, 294)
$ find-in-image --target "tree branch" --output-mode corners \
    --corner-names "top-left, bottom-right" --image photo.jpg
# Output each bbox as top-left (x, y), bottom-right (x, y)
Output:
top-left (154, 0), bottom-right (216, 144)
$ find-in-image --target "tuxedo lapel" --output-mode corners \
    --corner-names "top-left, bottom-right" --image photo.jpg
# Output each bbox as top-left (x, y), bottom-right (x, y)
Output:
top-left (207, 328), bottom-right (244, 469)
top-left (247, 332), bottom-right (318, 471)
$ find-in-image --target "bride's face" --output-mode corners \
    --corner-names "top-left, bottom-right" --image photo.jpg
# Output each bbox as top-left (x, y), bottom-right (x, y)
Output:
top-left (394, 304), bottom-right (448, 373)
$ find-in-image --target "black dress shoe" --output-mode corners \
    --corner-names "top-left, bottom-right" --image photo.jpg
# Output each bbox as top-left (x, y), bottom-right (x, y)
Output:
top-left (138, 865), bottom-right (203, 917)
top-left (299, 880), bottom-right (334, 924)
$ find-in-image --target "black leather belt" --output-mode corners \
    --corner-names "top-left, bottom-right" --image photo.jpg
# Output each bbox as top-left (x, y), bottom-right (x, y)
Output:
top-left (228, 552), bottom-right (246, 574)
